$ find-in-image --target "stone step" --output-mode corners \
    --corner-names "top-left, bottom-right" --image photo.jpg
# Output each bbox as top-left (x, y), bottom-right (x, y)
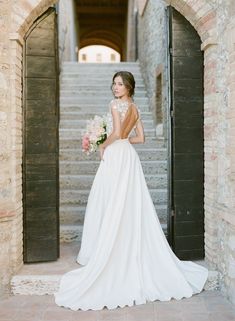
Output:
top-left (60, 225), bottom-right (83, 243)
top-left (59, 160), bottom-right (167, 176)
top-left (60, 137), bottom-right (166, 149)
top-left (60, 78), bottom-right (144, 86)
top-left (61, 69), bottom-right (142, 75)
top-left (59, 104), bottom-right (150, 113)
top-left (60, 204), bottom-right (168, 226)
top-left (11, 258), bottom-right (220, 295)
top-left (61, 70), bottom-right (142, 75)
top-left (59, 223), bottom-right (168, 243)
top-left (62, 61), bottom-right (140, 72)
top-left (60, 118), bottom-right (155, 129)
top-left (60, 148), bottom-right (167, 162)
top-left (60, 173), bottom-right (167, 190)
top-left (60, 90), bottom-right (147, 98)
top-left (60, 97), bottom-right (149, 105)
top-left (60, 188), bottom-right (167, 206)
top-left (60, 79), bottom-right (145, 86)
top-left (60, 84), bottom-right (146, 91)
top-left (61, 69), bottom-right (142, 74)
top-left (59, 128), bottom-right (156, 138)
top-left (60, 111), bottom-right (153, 120)
top-left (61, 61), bottom-right (141, 67)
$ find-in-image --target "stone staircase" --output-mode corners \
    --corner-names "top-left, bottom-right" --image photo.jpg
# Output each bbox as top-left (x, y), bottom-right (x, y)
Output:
top-left (10, 62), bottom-right (220, 296)
top-left (59, 62), bottom-right (168, 243)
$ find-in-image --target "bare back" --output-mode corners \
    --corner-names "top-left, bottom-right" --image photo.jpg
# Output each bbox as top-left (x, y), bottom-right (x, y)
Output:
top-left (109, 99), bottom-right (141, 139)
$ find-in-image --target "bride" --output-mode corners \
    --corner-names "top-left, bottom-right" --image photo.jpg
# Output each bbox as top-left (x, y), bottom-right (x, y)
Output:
top-left (54, 71), bottom-right (208, 311)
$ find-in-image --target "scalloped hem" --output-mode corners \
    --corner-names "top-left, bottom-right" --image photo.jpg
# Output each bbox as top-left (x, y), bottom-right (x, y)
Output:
top-left (54, 290), bottom-right (203, 311)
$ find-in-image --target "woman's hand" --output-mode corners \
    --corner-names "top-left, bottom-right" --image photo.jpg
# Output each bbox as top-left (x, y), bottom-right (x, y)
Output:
top-left (99, 144), bottom-right (105, 161)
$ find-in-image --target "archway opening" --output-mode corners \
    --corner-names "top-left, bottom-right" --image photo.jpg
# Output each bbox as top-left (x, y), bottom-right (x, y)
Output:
top-left (78, 45), bottom-right (121, 63)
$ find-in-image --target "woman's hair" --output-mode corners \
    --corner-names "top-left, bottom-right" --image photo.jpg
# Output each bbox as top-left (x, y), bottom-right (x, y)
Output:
top-left (111, 71), bottom-right (135, 97)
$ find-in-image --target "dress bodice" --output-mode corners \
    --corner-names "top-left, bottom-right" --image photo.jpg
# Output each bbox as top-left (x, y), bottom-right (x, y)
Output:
top-left (107, 99), bottom-right (141, 136)
top-left (109, 99), bottom-right (131, 122)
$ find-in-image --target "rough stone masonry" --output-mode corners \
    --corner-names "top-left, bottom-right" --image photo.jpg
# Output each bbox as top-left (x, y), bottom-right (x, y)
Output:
top-left (0, 0), bottom-right (235, 306)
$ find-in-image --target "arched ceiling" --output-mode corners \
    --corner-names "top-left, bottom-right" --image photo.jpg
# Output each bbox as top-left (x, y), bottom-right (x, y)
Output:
top-left (75, 0), bottom-right (128, 58)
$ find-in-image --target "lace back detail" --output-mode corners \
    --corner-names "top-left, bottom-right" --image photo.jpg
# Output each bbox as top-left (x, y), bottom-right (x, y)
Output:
top-left (110, 99), bottom-right (130, 122)
top-left (109, 99), bottom-right (140, 139)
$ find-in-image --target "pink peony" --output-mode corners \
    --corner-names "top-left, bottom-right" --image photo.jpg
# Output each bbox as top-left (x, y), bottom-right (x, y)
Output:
top-left (82, 136), bottom-right (90, 151)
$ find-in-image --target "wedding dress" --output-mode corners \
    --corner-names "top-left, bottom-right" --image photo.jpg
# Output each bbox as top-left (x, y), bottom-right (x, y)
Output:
top-left (54, 98), bottom-right (208, 311)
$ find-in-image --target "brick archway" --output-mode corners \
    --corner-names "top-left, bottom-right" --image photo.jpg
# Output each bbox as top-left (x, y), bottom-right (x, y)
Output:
top-left (16, 0), bottom-right (58, 38)
top-left (80, 30), bottom-right (123, 57)
top-left (165, 0), bottom-right (216, 41)
top-left (4, 0), bottom-right (59, 294)
top-left (8, 0), bottom-right (219, 287)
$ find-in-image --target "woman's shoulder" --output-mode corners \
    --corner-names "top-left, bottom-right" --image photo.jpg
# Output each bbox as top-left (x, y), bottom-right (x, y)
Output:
top-left (108, 99), bottom-right (140, 116)
top-left (109, 99), bottom-right (119, 110)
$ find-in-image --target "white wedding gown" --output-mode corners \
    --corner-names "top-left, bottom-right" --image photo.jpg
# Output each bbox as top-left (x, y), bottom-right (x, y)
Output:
top-left (54, 99), bottom-right (208, 311)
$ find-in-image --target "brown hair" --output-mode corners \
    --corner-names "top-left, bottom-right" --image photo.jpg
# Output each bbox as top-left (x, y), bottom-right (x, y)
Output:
top-left (111, 71), bottom-right (135, 97)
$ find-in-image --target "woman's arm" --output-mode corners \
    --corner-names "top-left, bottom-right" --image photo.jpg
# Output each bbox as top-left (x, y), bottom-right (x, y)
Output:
top-left (128, 118), bottom-right (145, 144)
top-left (100, 104), bottom-right (121, 149)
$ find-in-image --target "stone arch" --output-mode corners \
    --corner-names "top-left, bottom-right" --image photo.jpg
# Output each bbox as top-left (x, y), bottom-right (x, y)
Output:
top-left (4, 0), bottom-right (61, 295)
top-left (16, 0), bottom-right (58, 38)
top-left (80, 30), bottom-right (123, 56)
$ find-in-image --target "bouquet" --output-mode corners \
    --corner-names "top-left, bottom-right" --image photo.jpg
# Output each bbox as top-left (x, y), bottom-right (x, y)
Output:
top-left (81, 113), bottom-right (112, 155)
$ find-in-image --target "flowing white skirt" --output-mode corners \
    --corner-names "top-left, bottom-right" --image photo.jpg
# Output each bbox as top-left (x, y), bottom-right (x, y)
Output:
top-left (54, 138), bottom-right (208, 311)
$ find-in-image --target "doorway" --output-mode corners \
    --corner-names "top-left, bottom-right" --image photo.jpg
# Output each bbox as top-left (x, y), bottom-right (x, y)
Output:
top-left (168, 7), bottom-right (204, 260)
top-left (23, 7), bottom-right (60, 263)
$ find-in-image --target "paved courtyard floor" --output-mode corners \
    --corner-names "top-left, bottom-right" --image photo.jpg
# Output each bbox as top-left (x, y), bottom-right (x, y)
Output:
top-left (1, 290), bottom-right (235, 321)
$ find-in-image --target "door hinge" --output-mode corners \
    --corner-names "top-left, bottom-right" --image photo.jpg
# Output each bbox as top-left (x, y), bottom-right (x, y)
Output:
top-left (169, 47), bottom-right (173, 55)
top-left (170, 110), bottom-right (174, 118)
top-left (171, 209), bottom-right (175, 217)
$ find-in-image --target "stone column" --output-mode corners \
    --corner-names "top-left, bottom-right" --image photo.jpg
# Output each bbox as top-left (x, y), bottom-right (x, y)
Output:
top-left (126, 0), bottom-right (137, 61)
top-left (58, 0), bottom-right (79, 62)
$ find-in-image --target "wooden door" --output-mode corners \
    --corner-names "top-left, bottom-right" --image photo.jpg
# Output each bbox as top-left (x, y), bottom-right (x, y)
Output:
top-left (169, 7), bottom-right (204, 260)
top-left (23, 7), bottom-right (59, 263)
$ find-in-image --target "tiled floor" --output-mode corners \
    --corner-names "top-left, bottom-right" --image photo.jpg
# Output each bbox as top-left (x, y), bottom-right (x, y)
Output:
top-left (1, 290), bottom-right (235, 321)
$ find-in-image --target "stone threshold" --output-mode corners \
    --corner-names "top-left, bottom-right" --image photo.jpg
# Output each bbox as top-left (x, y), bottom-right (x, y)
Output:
top-left (11, 242), bottom-right (220, 296)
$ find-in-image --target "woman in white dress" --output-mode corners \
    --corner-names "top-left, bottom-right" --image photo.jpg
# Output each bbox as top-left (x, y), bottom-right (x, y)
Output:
top-left (54, 71), bottom-right (208, 311)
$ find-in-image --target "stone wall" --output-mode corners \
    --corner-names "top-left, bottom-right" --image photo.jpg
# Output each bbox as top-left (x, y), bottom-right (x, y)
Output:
top-left (0, 0), bottom-right (57, 297)
top-left (137, 0), bottom-right (235, 305)
top-left (58, 0), bottom-right (79, 63)
top-left (137, 0), bottom-right (168, 140)
top-left (213, 0), bottom-right (235, 303)
top-left (126, 0), bottom-right (138, 61)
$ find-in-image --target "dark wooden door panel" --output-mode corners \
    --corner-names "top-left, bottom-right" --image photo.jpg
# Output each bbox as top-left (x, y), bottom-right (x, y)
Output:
top-left (26, 56), bottom-right (56, 77)
top-left (172, 57), bottom-right (203, 79)
top-left (26, 127), bottom-right (57, 153)
top-left (23, 7), bottom-right (59, 263)
top-left (169, 7), bottom-right (204, 260)
top-left (174, 154), bottom-right (203, 180)
top-left (26, 78), bottom-right (57, 100)
top-left (25, 207), bottom-right (58, 262)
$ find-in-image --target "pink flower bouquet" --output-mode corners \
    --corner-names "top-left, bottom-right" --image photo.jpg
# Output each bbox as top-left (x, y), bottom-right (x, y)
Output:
top-left (81, 114), bottom-right (112, 155)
